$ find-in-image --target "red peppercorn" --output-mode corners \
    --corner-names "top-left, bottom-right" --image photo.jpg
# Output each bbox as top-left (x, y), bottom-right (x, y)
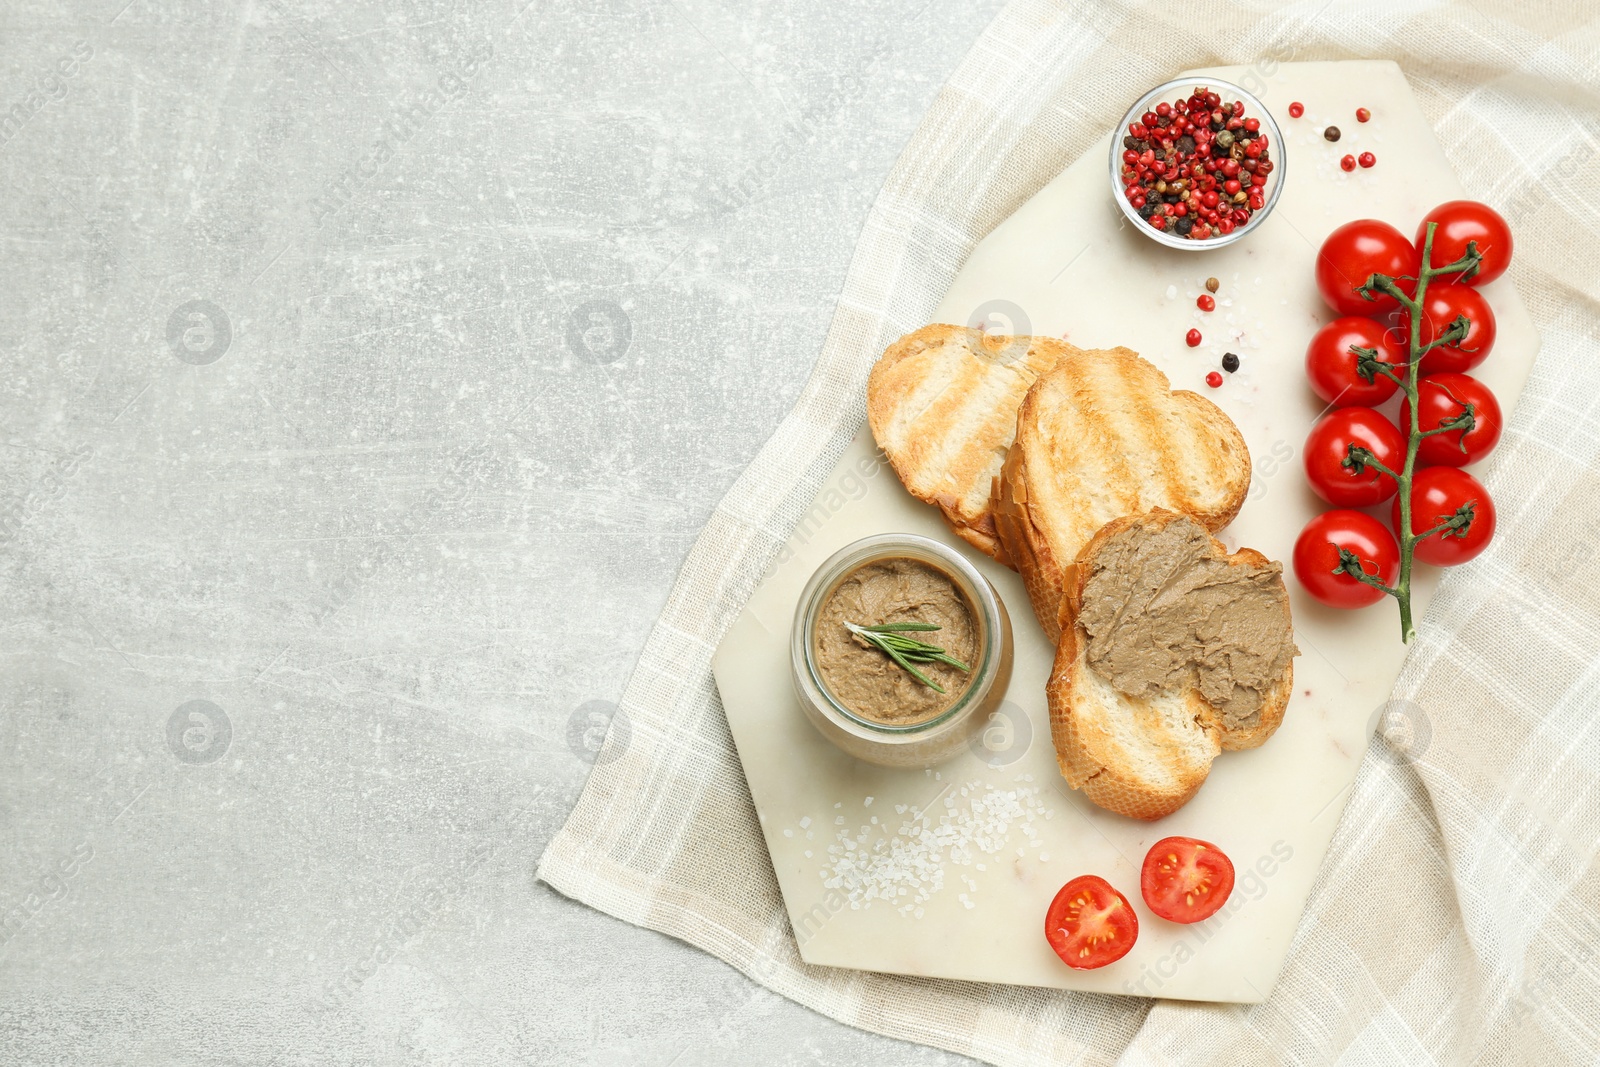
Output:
top-left (1358, 151), bottom-right (1376, 168)
top-left (1186, 328), bottom-right (1202, 347)
top-left (1356, 107), bottom-right (1371, 123)
top-left (1218, 218), bottom-right (1235, 234)
top-left (1205, 371), bottom-right (1223, 388)
top-left (1197, 294), bottom-right (1215, 311)
top-left (1340, 154), bottom-right (1356, 171)
top-left (1223, 179), bottom-right (1241, 194)
top-left (1126, 87), bottom-right (1273, 241)
top-left (1288, 101), bottom-right (1304, 118)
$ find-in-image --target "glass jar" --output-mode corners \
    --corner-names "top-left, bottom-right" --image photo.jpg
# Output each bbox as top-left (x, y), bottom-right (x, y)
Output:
top-left (790, 533), bottom-right (1014, 768)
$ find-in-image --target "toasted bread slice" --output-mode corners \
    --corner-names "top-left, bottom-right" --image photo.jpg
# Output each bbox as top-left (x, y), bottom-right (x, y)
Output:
top-left (1047, 510), bottom-right (1296, 821)
top-left (994, 347), bottom-right (1250, 640)
top-left (867, 324), bottom-right (1068, 561)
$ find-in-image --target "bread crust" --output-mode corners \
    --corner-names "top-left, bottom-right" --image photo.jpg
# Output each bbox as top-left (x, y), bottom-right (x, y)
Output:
top-left (1046, 509), bottom-right (1295, 821)
top-left (866, 324), bottom-right (1068, 563)
top-left (994, 347), bottom-right (1251, 640)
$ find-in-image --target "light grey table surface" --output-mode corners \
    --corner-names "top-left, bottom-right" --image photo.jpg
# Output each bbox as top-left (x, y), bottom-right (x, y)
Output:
top-left (0, 0), bottom-right (1010, 1063)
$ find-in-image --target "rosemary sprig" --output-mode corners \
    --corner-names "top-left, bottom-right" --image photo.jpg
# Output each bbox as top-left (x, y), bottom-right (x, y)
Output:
top-left (843, 620), bottom-right (971, 694)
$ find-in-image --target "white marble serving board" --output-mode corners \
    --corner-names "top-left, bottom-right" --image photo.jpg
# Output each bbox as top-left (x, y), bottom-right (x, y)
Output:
top-left (711, 62), bottom-right (1538, 1002)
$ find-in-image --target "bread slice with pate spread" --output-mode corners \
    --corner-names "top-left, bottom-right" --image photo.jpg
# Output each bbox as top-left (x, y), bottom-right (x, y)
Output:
top-left (994, 346), bottom-right (1251, 641)
top-left (1047, 509), bottom-right (1297, 821)
top-left (867, 324), bottom-right (1069, 562)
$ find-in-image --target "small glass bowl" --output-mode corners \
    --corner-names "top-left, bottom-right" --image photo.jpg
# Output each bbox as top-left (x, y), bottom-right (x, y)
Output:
top-left (1109, 76), bottom-right (1287, 251)
top-left (790, 534), bottom-right (1013, 768)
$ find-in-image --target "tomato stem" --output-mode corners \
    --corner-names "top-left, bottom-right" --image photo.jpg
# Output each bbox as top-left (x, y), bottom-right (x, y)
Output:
top-left (1353, 223), bottom-right (1483, 642)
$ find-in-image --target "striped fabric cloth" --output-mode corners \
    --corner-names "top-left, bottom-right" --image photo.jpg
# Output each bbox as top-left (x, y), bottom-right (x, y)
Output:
top-left (538, 1), bottom-right (1600, 1062)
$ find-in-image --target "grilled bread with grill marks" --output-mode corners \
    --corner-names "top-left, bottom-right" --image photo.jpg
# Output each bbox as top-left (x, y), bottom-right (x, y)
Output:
top-left (867, 324), bottom-right (1067, 561)
top-left (994, 347), bottom-right (1251, 640)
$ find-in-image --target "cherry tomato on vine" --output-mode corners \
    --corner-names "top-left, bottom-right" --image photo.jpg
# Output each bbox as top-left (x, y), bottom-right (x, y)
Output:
top-left (1398, 372), bottom-right (1503, 467)
top-left (1411, 283), bottom-right (1496, 373)
top-left (1304, 316), bottom-right (1407, 407)
top-left (1304, 407), bottom-right (1406, 506)
top-left (1140, 837), bottom-right (1235, 924)
top-left (1415, 200), bottom-right (1514, 286)
top-left (1044, 876), bottom-right (1137, 970)
top-left (1293, 510), bottom-right (1400, 608)
top-left (1392, 466), bottom-right (1497, 566)
top-left (1314, 219), bottom-right (1416, 316)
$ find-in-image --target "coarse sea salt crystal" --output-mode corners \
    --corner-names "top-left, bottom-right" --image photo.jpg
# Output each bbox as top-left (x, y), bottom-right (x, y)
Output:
top-left (783, 829), bottom-right (793, 838)
top-left (864, 796), bottom-right (874, 806)
top-left (1166, 284), bottom-right (1178, 300)
top-left (799, 816), bottom-right (811, 829)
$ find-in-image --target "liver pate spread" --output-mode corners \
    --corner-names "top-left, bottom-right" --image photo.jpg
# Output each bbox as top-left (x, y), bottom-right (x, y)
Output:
top-left (1076, 515), bottom-right (1297, 728)
top-left (814, 557), bottom-right (978, 725)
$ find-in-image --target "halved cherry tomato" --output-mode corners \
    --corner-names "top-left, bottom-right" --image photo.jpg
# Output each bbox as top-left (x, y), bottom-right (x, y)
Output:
top-left (1304, 316), bottom-right (1408, 407)
top-left (1399, 372), bottom-right (1503, 467)
top-left (1304, 407), bottom-right (1406, 506)
top-left (1140, 837), bottom-right (1236, 923)
top-left (1293, 510), bottom-right (1400, 608)
top-left (1314, 219), bottom-right (1416, 316)
top-left (1044, 875), bottom-right (1137, 969)
top-left (1415, 200), bottom-right (1513, 286)
top-left (1392, 466), bottom-right (1497, 565)
top-left (1410, 283), bottom-right (1496, 373)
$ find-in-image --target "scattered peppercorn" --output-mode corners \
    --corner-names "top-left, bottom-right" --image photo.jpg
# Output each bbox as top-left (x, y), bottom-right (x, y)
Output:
top-left (1205, 371), bottom-right (1223, 388)
top-left (1324, 126), bottom-right (1341, 142)
top-left (1340, 154), bottom-right (1356, 171)
top-left (1355, 107), bottom-right (1371, 123)
top-left (1205, 276), bottom-right (1220, 293)
top-left (1119, 86), bottom-right (1273, 240)
top-left (1288, 101), bottom-right (1304, 118)
top-left (1197, 294), bottom-right (1215, 312)
top-left (1358, 151), bottom-right (1376, 168)
top-left (1222, 352), bottom-right (1240, 373)
top-left (1186, 328), bottom-right (1202, 347)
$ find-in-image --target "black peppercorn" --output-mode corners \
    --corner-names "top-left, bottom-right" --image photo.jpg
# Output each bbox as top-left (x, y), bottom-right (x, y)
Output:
top-left (1324, 126), bottom-right (1341, 142)
top-left (1222, 352), bottom-right (1240, 373)
top-left (1174, 216), bottom-right (1194, 236)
